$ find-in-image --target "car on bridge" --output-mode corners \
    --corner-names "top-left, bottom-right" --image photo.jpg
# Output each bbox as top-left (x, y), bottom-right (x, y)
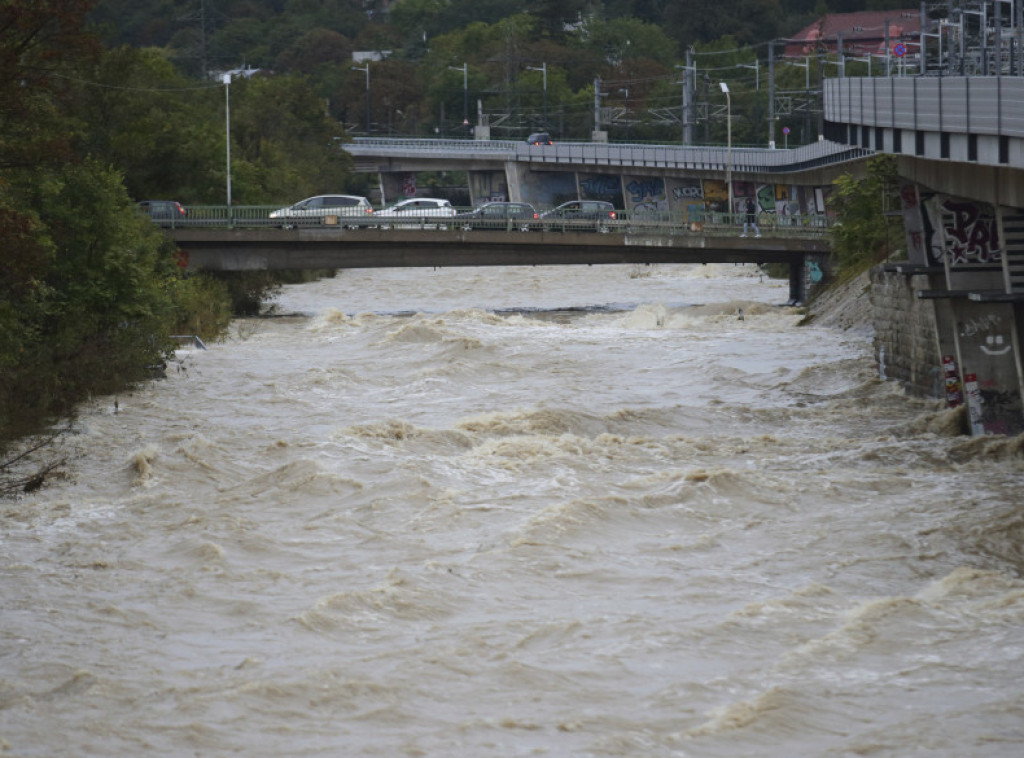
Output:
top-left (138, 200), bottom-right (186, 224)
top-left (375, 197), bottom-right (456, 229)
top-left (525, 132), bottom-right (553, 145)
top-left (454, 201), bottom-right (539, 232)
top-left (539, 200), bottom-right (618, 232)
top-left (269, 194), bottom-right (373, 227)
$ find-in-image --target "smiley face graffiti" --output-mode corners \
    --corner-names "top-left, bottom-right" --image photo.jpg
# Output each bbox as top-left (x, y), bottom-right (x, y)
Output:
top-left (980, 334), bottom-right (1013, 356)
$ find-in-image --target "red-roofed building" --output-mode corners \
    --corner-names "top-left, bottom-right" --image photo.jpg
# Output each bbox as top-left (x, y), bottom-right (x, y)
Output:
top-left (784, 9), bottom-right (926, 59)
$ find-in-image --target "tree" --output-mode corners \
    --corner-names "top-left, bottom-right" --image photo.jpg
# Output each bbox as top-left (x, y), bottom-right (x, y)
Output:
top-left (0, 0), bottom-right (100, 171)
top-left (70, 45), bottom-right (226, 203)
top-left (1, 160), bottom-right (182, 439)
top-left (1, 1), bottom-right (236, 457)
top-left (828, 155), bottom-right (903, 276)
top-left (228, 73), bottom-right (351, 201)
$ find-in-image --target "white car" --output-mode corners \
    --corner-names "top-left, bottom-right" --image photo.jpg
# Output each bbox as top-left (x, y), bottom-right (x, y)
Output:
top-left (269, 194), bottom-right (373, 227)
top-left (374, 197), bottom-right (456, 229)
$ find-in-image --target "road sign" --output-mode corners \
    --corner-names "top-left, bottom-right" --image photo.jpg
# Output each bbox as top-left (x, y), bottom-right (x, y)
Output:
top-left (893, 43), bottom-right (907, 57)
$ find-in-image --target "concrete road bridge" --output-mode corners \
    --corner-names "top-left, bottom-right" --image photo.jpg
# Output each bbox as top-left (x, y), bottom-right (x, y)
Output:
top-left (165, 212), bottom-right (831, 305)
top-left (343, 137), bottom-right (873, 214)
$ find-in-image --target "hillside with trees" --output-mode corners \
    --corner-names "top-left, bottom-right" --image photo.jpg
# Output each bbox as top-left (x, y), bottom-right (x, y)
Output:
top-left (85, 0), bottom-right (917, 146)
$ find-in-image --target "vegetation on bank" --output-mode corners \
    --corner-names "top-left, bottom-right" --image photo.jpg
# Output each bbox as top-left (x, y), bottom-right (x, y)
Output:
top-left (826, 155), bottom-right (905, 281)
top-left (0, 1), bottom-right (351, 472)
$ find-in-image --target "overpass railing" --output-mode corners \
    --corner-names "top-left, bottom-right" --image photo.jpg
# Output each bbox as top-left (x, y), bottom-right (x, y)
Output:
top-left (153, 205), bottom-right (832, 237)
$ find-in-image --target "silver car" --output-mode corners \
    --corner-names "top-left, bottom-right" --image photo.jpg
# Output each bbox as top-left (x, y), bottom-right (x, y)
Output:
top-left (269, 194), bottom-right (373, 227)
top-left (375, 197), bottom-right (456, 229)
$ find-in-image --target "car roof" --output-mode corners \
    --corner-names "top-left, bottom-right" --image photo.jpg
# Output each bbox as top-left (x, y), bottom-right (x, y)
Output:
top-left (306, 194), bottom-right (368, 201)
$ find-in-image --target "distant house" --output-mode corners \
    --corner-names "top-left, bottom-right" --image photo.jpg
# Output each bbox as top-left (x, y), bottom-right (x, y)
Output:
top-left (784, 10), bottom-right (925, 59)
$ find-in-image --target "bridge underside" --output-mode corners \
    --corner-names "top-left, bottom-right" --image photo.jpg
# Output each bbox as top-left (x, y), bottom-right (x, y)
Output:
top-left (169, 228), bottom-right (820, 304)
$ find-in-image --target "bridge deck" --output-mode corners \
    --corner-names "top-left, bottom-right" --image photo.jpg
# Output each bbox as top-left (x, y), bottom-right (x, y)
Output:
top-left (167, 227), bottom-right (827, 272)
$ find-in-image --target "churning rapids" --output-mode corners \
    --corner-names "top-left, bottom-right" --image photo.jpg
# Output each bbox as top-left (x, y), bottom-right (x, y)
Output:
top-left (3, 263), bottom-right (1024, 757)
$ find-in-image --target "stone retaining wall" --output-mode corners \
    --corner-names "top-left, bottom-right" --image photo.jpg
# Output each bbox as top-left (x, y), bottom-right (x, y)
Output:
top-left (869, 266), bottom-right (943, 397)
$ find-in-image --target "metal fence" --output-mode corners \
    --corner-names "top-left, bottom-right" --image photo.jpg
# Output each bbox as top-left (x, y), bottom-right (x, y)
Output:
top-left (155, 205), bottom-right (833, 238)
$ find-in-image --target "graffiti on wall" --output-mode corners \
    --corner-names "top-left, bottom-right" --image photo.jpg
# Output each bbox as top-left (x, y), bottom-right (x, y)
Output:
top-left (929, 197), bottom-right (1002, 266)
top-left (624, 176), bottom-right (667, 213)
top-left (579, 174), bottom-right (624, 208)
top-left (669, 179), bottom-right (703, 201)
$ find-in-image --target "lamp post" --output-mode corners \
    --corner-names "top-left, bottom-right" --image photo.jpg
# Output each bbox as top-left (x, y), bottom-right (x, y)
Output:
top-left (448, 63), bottom-right (469, 132)
top-left (719, 82), bottom-right (732, 223)
top-left (223, 73), bottom-right (231, 207)
top-left (526, 62), bottom-right (547, 122)
top-left (618, 87), bottom-right (630, 141)
top-left (351, 63), bottom-right (370, 133)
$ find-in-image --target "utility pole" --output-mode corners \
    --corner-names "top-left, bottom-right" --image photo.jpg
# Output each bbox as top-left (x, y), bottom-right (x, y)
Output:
top-left (679, 46), bottom-right (695, 145)
top-left (768, 40), bottom-right (776, 148)
top-left (223, 73), bottom-right (231, 207)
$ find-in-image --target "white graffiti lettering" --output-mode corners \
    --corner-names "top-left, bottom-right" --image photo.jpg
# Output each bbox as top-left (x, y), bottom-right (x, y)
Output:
top-left (960, 313), bottom-right (1001, 338)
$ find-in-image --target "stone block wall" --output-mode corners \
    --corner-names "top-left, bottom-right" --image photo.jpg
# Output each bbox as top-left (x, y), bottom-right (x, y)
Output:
top-left (869, 267), bottom-right (943, 397)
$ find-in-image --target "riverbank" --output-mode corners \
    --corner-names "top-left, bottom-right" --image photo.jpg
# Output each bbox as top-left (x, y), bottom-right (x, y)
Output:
top-left (805, 269), bottom-right (873, 335)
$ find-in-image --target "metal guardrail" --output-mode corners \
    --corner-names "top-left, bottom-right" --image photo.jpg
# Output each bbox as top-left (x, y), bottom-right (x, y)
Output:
top-left (153, 205), bottom-right (833, 238)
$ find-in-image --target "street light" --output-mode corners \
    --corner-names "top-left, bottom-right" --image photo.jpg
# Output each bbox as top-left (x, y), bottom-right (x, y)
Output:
top-left (719, 81), bottom-right (732, 223)
top-left (618, 87), bottom-right (630, 141)
top-left (223, 73), bottom-right (231, 207)
top-left (351, 63), bottom-right (370, 133)
top-left (448, 62), bottom-right (468, 132)
top-left (526, 62), bottom-right (547, 122)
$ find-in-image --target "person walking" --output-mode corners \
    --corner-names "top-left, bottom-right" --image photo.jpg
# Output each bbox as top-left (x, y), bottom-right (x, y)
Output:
top-left (740, 197), bottom-right (761, 238)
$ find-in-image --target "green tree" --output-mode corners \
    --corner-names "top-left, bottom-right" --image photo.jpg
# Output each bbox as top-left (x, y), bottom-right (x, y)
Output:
top-left (827, 155), bottom-right (903, 276)
top-left (71, 45), bottom-right (226, 203)
top-left (228, 73), bottom-right (352, 201)
top-left (1, 160), bottom-right (183, 438)
top-left (1, 1), bottom-right (236, 454)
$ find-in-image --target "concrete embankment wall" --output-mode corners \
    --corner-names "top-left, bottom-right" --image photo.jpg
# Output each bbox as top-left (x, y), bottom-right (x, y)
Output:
top-left (869, 267), bottom-right (942, 398)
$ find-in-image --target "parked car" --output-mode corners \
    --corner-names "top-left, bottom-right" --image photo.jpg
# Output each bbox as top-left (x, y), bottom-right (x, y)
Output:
top-left (138, 200), bottom-right (186, 223)
top-left (269, 194), bottom-right (373, 227)
top-left (525, 132), bottom-right (553, 145)
top-left (454, 201), bottom-right (539, 231)
top-left (375, 197), bottom-right (456, 229)
top-left (539, 200), bottom-right (618, 232)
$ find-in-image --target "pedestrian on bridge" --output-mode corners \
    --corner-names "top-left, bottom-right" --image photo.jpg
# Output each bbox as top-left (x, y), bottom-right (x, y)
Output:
top-left (741, 197), bottom-right (761, 238)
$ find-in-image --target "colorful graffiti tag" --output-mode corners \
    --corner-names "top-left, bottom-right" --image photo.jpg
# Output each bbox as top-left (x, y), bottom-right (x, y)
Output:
top-left (624, 176), bottom-right (667, 213)
top-left (937, 198), bottom-right (1002, 265)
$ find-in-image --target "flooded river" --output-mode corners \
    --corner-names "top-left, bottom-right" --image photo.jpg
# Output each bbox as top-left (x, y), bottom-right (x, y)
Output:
top-left (2, 263), bottom-right (1023, 756)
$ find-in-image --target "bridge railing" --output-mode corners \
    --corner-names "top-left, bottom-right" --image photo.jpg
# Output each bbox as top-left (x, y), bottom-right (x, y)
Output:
top-left (156, 206), bottom-right (833, 237)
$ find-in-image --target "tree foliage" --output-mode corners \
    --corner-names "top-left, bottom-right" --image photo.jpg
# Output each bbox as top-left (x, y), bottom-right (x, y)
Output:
top-left (0, 1), bottom-right (237, 454)
top-left (827, 155), bottom-right (903, 275)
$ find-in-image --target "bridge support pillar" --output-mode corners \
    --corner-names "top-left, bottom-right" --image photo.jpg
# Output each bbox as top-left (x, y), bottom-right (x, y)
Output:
top-left (788, 260), bottom-right (805, 306)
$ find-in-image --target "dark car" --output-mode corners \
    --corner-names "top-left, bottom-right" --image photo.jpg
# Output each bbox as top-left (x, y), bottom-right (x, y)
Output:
top-left (525, 132), bottom-right (553, 145)
top-left (138, 200), bottom-right (186, 223)
top-left (455, 201), bottom-right (539, 231)
top-left (539, 200), bottom-right (618, 232)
